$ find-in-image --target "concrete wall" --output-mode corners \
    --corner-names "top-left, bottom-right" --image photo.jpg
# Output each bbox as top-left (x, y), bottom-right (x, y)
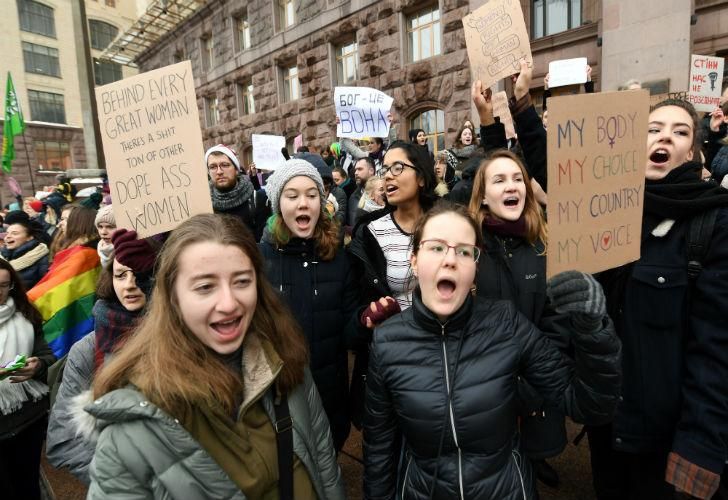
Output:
top-left (600, 0), bottom-right (693, 92)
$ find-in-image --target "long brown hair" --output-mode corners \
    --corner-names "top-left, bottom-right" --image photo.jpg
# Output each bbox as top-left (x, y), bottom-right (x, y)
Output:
top-left (61, 206), bottom-right (98, 248)
top-left (468, 150), bottom-right (548, 247)
top-left (93, 214), bottom-right (309, 416)
top-left (0, 259), bottom-right (43, 329)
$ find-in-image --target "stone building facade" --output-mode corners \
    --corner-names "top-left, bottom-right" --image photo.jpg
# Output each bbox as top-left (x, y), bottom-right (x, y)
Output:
top-left (136, 0), bottom-right (478, 161)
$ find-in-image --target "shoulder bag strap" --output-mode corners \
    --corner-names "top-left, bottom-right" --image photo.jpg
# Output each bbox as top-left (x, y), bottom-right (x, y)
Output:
top-left (273, 388), bottom-right (293, 500)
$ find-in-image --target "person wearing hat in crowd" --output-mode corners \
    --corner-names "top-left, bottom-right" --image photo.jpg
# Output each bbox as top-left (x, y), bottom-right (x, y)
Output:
top-left (55, 174), bottom-right (75, 203)
top-left (1, 217), bottom-right (50, 289)
top-left (434, 149), bottom-right (460, 197)
top-left (94, 205), bottom-right (116, 268)
top-left (206, 144), bottom-right (269, 241)
top-left (259, 158), bottom-right (357, 451)
top-left (295, 152), bottom-right (347, 225)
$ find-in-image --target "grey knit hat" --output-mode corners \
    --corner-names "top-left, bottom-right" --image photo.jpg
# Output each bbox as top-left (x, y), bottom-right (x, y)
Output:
top-left (94, 204), bottom-right (116, 227)
top-left (264, 159), bottom-right (326, 214)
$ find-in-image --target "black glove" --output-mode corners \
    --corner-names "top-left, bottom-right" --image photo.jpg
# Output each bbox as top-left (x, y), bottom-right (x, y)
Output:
top-left (547, 270), bottom-right (606, 332)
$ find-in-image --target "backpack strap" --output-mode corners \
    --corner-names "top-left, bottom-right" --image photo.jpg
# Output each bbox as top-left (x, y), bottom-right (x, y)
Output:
top-left (686, 208), bottom-right (719, 283)
top-left (273, 387), bottom-right (293, 500)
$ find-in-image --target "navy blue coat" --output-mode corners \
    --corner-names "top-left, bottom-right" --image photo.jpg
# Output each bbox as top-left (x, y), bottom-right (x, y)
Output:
top-left (259, 234), bottom-right (357, 450)
top-left (1, 240), bottom-right (49, 289)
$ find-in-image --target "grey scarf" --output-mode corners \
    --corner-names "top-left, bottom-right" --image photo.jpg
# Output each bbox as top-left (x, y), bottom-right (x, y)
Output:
top-left (209, 175), bottom-right (254, 211)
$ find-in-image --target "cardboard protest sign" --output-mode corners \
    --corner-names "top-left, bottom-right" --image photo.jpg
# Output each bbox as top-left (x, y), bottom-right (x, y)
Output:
top-left (546, 90), bottom-right (649, 278)
top-left (335, 87), bottom-right (393, 139)
top-left (548, 57), bottom-right (588, 88)
top-left (252, 134), bottom-right (286, 171)
top-left (462, 0), bottom-right (532, 90)
top-left (649, 90), bottom-right (688, 109)
top-left (687, 55), bottom-right (724, 112)
top-left (491, 90), bottom-right (516, 139)
top-left (293, 133), bottom-right (303, 151)
top-left (95, 60), bottom-right (212, 238)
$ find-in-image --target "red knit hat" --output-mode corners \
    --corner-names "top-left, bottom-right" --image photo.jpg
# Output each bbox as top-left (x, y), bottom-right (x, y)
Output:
top-left (29, 200), bottom-right (43, 213)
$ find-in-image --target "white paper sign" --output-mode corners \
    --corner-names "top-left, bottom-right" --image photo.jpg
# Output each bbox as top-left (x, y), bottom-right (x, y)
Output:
top-left (687, 54), bottom-right (725, 112)
top-left (335, 87), bottom-right (393, 139)
top-left (252, 134), bottom-right (286, 171)
top-left (548, 58), bottom-right (588, 88)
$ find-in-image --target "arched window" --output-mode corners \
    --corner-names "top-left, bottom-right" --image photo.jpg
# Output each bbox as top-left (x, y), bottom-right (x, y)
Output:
top-left (410, 108), bottom-right (445, 154)
top-left (89, 20), bottom-right (118, 50)
top-left (18, 0), bottom-right (56, 37)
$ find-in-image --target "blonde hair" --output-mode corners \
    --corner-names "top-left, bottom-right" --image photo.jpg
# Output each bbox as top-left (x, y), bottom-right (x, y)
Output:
top-left (359, 177), bottom-right (384, 209)
top-left (468, 150), bottom-right (547, 247)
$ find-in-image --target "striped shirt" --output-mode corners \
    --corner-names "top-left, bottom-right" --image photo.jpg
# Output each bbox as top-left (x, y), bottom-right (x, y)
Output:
top-left (367, 212), bottom-right (414, 309)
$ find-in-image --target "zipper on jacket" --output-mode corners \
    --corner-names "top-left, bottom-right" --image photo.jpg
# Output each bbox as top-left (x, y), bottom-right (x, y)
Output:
top-left (440, 324), bottom-right (464, 500)
top-left (401, 454), bottom-right (413, 500)
top-left (511, 450), bottom-right (527, 500)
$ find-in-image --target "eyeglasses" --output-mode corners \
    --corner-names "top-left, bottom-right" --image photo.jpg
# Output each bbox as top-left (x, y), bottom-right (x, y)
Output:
top-left (208, 162), bottom-right (234, 173)
top-left (379, 161), bottom-right (415, 178)
top-left (0, 282), bottom-right (14, 291)
top-left (419, 239), bottom-right (481, 263)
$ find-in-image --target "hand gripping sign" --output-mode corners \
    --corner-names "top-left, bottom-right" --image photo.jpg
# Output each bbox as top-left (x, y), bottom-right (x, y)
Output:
top-left (335, 87), bottom-right (394, 139)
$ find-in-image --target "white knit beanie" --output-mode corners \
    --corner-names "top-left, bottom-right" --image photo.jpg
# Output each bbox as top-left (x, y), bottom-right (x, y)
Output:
top-left (94, 204), bottom-right (116, 227)
top-left (204, 144), bottom-right (241, 171)
top-left (264, 159), bottom-right (326, 214)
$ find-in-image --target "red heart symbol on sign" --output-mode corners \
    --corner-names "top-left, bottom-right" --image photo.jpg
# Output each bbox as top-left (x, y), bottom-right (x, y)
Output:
top-left (602, 233), bottom-right (611, 247)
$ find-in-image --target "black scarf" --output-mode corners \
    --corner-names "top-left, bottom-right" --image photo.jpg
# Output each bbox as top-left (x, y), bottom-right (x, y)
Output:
top-left (210, 175), bottom-right (254, 211)
top-left (482, 215), bottom-right (527, 239)
top-left (643, 161), bottom-right (728, 235)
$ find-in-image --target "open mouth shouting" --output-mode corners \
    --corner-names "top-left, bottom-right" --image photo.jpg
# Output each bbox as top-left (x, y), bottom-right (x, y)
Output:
top-left (649, 148), bottom-right (670, 166)
top-left (436, 277), bottom-right (457, 300)
top-left (210, 316), bottom-right (243, 341)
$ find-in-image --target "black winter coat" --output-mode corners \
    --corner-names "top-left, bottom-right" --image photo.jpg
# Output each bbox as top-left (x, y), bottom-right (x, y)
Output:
top-left (1, 240), bottom-right (49, 289)
top-left (259, 234), bottom-right (357, 450)
top-left (476, 233), bottom-right (571, 458)
top-left (364, 291), bottom-right (621, 500)
top-left (597, 207), bottom-right (728, 474)
top-left (214, 189), bottom-right (270, 242)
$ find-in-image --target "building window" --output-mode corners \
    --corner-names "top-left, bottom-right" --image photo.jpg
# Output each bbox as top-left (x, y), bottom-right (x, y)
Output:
top-left (410, 109), bottom-right (445, 154)
top-left (94, 58), bottom-right (122, 85)
top-left (22, 42), bottom-right (60, 77)
top-left (234, 13), bottom-right (251, 52)
top-left (407, 5), bottom-right (441, 63)
top-left (205, 96), bottom-right (220, 126)
top-left (89, 20), bottom-right (118, 50)
top-left (282, 66), bottom-right (300, 102)
top-left (201, 36), bottom-right (214, 71)
top-left (28, 90), bottom-right (65, 123)
top-left (277, 0), bottom-right (295, 31)
top-left (532, 0), bottom-right (581, 39)
top-left (237, 81), bottom-right (255, 116)
top-left (173, 48), bottom-right (185, 64)
top-left (18, 0), bottom-right (56, 38)
top-left (335, 41), bottom-right (358, 85)
top-left (35, 140), bottom-right (71, 170)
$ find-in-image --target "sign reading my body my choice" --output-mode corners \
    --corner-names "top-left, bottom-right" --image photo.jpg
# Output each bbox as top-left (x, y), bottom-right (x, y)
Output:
top-left (335, 87), bottom-right (393, 139)
top-left (96, 60), bottom-right (212, 238)
top-left (546, 90), bottom-right (649, 278)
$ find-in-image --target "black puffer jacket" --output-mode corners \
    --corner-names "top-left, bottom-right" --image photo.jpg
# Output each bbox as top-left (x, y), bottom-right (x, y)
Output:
top-left (364, 291), bottom-right (621, 500)
top-left (259, 232), bottom-right (357, 450)
top-left (1, 240), bottom-right (49, 289)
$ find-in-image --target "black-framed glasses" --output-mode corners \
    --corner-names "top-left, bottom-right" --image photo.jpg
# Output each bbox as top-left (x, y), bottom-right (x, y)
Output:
top-left (379, 161), bottom-right (415, 178)
top-left (208, 162), bottom-right (234, 173)
top-left (419, 239), bottom-right (481, 263)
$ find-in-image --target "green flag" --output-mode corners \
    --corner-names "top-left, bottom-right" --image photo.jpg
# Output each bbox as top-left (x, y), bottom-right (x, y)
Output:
top-left (2, 73), bottom-right (25, 173)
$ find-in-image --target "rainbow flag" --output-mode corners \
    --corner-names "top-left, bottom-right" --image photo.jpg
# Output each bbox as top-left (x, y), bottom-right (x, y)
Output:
top-left (28, 245), bottom-right (100, 358)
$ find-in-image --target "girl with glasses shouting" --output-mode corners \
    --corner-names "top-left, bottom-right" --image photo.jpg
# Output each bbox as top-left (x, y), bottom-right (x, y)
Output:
top-left (347, 140), bottom-right (437, 429)
top-left (363, 201), bottom-right (621, 500)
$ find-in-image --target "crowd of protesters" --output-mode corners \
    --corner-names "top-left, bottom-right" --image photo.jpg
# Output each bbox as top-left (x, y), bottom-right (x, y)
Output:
top-left (0, 59), bottom-right (727, 500)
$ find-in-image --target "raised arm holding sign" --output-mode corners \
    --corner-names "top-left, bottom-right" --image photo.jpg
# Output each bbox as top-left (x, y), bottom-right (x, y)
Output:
top-left (95, 61), bottom-right (212, 238)
top-left (546, 90), bottom-right (650, 278)
top-left (335, 87), bottom-right (393, 139)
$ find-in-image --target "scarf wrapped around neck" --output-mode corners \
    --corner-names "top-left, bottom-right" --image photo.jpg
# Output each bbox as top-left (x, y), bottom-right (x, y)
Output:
top-left (482, 215), bottom-right (528, 239)
top-left (210, 175), bottom-right (254, 212)
top-left (93, 299), bottom-right (142, 370)
top-left (0, 298), bottom-right (48, 415)
top-left (1, 240), bottom-right (49, 272)
top-left (643, 161), bottom-right (728, 234)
